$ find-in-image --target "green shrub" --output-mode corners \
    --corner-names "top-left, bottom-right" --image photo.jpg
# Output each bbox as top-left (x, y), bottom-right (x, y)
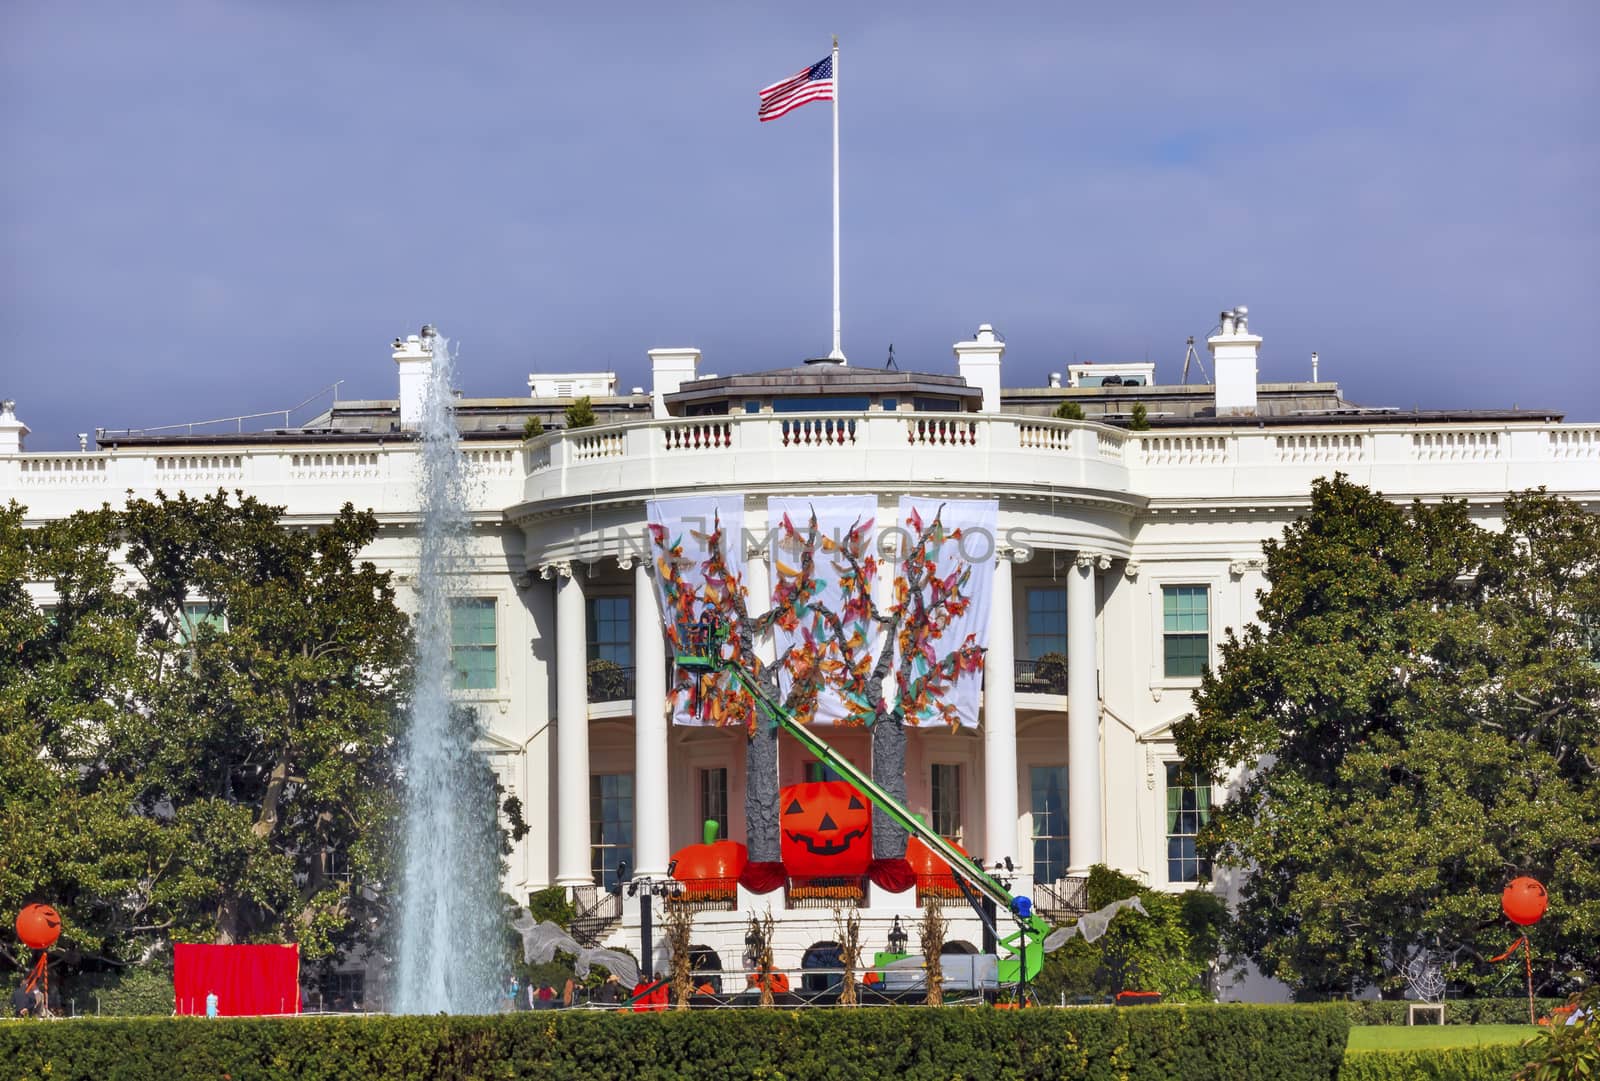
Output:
top-left (521, 414), bottom-right (544, 440)
top-left (564, 395), bottom-right (597, 429)
top-left (1341, 1046), bottom-right (1534, 1081)
top-left (1344, 999), bottom-right (1567, 1026)
top-left (72, 964), bottom-right (175, 1017)
top-left (0, 1003), bottom-right (1350, 1081)
top-left (1053, 401), bottom-right (1084, 421)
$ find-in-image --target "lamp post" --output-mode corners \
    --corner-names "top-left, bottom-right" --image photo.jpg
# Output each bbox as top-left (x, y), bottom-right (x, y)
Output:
top-left (887, 915), bottom-right (908, 956)
top-left (626, 859), bottom-right (679, 984)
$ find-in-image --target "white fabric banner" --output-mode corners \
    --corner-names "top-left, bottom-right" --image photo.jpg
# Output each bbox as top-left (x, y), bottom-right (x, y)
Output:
top-left (645, 496), bottom-right (749, 727)
top-left (767, 496), bottom-right (882, 726)
top-left (892, 497), bottom-right (997, 728)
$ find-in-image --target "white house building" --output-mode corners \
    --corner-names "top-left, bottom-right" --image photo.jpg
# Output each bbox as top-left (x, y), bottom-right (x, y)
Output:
top-left (4, 306), bottom-right (1596, 1000)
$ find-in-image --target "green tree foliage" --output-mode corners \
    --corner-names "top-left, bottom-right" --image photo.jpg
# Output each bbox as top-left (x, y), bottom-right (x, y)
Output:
top-left (1033, 865), bottom-right (1225, 1003)
top-left (564, 396), bottom-right (597, 429)
top-left (1, 492), bottom-right (411, 984)
top-left (1128, 402), bottom-right (1151, 430)
top-left (1175, 477), bottom-right (1600, 997)
top-left (1052, 401), bottom-right (1085, 421)
top-left (521, 414), bottom-right (543, 440)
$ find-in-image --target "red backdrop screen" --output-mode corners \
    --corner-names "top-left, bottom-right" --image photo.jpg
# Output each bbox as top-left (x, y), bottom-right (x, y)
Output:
top-left (173, 943), bottom-right (301, 1016)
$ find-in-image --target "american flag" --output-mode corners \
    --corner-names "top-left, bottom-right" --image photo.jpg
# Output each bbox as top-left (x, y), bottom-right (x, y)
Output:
top-left (758, 55), bottom-right (833, 122)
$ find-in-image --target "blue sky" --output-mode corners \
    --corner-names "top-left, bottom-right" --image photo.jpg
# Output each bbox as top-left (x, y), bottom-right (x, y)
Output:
top-left (4, 2), bottom-right (1596, 448)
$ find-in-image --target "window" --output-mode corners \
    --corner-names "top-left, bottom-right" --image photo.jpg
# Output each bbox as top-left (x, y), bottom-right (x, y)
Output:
top-left (911, 396), bottom-right (958, 412)
top-left (450, 597), bottom-right (497, 690)
top-left (1166, 763), bottom-right (1211, 883)
top-left (699, 767), bottom-right (729, 841)
top-left (1162, 585), bottom-right (1209, 678)
top-left (930, 763), bottom-right (961, 839)
top-left (590, 773), bottom-right (634, 892)
top-left (804, 761), bottom-right (843, 783)
top-left (318, 971), bottom-right (366, 1011)
top-left (586, 596), bottom-right (633, 667)
top-left (773, 395), bottom-right (870, 413)
top-left (1024, 587), bottom-right (1067, 660)
top-left (1030, 766), bottom-right (1069, 885)
top-left (744, 400), bottom-right (762, 414)
top-left (177, 602), bottom-right (225, 644)
top-left (880, 397), bottom-right (899, 412)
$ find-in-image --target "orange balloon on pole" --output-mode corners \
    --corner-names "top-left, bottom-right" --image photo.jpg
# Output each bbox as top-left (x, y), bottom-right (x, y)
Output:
top-left (1502, 877), bottom-right (1548, 926)
top-left (16, 903), bottom-right (62, 950)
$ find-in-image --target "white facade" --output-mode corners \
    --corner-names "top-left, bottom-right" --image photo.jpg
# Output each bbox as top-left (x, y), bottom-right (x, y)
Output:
top-left (5, 312), bottom-right (1597, 994)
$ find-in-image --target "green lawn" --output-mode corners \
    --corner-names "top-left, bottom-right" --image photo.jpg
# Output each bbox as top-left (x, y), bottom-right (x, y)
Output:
top-left (1347, 1024), bottom-right (1540, 1050)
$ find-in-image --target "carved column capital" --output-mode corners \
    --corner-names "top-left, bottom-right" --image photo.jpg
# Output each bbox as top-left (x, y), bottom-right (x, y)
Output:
top-left (1074, 551), bottom-right (1097, 571)
top-left (543, 560), bottom-right (573, 580)
top-left (617, 554), bottom-right (635, 572)
top-left (1095, 554), bottom-right (1113, 571)
top-left (1123, 561), bottom-right (1142, 580)
top-left (1228, 557), bottom-right (1266, 579)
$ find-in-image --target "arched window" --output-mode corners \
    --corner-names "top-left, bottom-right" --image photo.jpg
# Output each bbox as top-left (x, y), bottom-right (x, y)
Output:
top-left (688, 944), bottom-right (723, 994)
top-left (800, 940), bottom-right (843, 994)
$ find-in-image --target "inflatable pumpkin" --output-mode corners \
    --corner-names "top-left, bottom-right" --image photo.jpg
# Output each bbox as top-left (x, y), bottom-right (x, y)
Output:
top-left (671, 820), bottom-right (748, 897)
top-left (1502, 876), bottom-right (1548, 926)
top-left (16, 903), bottom-right (61, 950)
top-left (780, 780), bottom-right (872, 879)
top-left (906, 833), bottom-right (969, 894)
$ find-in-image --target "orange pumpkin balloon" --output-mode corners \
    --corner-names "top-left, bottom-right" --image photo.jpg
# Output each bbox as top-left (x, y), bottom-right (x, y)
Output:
top-left (1502, 877), bottom-right (1548, 926)
top-left (671, 821), bottom-right (748, 897)
top-left (906, 834), bottom-right (970, 893)
top-left (16, 903), bottom-right (62, 950)
top-left (779, 781), bottom-right (872, 879)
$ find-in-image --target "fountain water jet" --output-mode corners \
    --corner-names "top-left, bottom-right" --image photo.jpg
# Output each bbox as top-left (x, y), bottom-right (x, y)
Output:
top-left (392, 329), bottom-right (505, 1014)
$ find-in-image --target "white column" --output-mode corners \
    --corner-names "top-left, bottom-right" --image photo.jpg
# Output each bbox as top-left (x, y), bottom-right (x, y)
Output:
top-left (1067, 552), bottom-right (1103, 873)
top-left (744, 548), bottom-right (773, 664)
top-left (632, 559), bottom-right (670, 879)
top-left (983, 553), bottom-right (1018, 869)
top-left (554, 564), bottom-right (592, 888)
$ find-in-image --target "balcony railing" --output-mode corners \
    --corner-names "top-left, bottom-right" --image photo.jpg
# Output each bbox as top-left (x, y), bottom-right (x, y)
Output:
top-left (586, 662), bottom-right (635, 703)
top-left (513, 413), bottom-right (1600, 509)
top-left (1014, 656), bottom-right (1068, 695)
top-left (1034, 876), bottom-right (1090, 918)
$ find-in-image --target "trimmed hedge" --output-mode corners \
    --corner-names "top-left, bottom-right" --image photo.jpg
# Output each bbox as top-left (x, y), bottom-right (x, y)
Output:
top-left (1340, 1045), bottom-right (1534, 1080)
top-left (1343, 998), bottom-right (1565, 1026)
top-left (0, 1004), bottom-right (1349, 1081)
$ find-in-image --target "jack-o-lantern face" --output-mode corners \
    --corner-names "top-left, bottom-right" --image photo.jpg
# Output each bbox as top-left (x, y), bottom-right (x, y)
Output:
top-left (780, 781), bottom-right (872, 879)
top-left (1502, 876), bottom-right (1548, 926)
top-left (16, 903), bottom-right (62, 950)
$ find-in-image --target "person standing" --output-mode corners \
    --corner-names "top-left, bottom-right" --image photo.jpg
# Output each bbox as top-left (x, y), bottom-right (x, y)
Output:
top-left (506, 977), bottom-right (520, 1013)
top-left (205, 990), bottom-right (219, 1019)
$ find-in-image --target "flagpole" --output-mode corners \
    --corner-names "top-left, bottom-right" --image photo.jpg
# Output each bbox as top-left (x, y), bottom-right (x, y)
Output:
top-left (829, 34), bottom-right (844, 361)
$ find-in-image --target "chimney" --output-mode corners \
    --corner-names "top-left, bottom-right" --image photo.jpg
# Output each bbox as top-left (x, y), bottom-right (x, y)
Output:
top-left (392, 327), bottom-right (435, 430)
top-left (648, 347), bottom-right (701, 419)
top-left (1207, 305), bottom-right (1261, 416)
top-left (953, 323), bottom-right (1004, 413)
top-left (0, 400), bottom-right (29, 454)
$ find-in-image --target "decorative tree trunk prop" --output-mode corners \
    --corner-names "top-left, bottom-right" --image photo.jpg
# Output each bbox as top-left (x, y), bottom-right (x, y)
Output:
top-left (664, 899), bottom-right (694, 1010)
top-left (833, 906), bottom-right (861, 1006)
top-left (920, 899), bottom-right (947, 1007)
